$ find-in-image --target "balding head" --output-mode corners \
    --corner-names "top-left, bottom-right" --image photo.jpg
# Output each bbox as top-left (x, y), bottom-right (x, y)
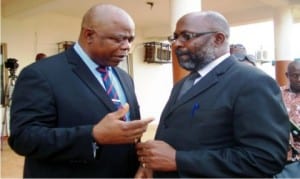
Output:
top-left (178, 11), bottom-right (230, 39)
top-left (81, 4), bottom-right (134, 30)
top-left (172, 11), bottom-right (230, 71)
top-left (287, 60), bottom-right (300, 73)
top-left (78, 4), bottom-right (135, 67)
top-left (177, 11), bottom-right (230, 55)
top-left (286, 60), bottom-right (300, 93)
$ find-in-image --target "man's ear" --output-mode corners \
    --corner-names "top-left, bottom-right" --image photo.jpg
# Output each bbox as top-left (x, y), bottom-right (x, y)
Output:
top-left (285, 72), bottom-right (289, 79)
top-left (214, 32), bottom-right (226, 45)
top-left (83, 28), bottom-right (95, 44)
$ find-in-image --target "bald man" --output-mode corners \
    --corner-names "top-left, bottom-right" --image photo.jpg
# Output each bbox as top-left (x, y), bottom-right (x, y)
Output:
top-left (8, 4), bottom-right (152, 178)
top-left (136, 11), bottom-right (289, 177)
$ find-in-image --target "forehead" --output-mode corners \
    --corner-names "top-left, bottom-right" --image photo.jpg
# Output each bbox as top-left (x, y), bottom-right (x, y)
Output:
top-left (175, 14), bottom-right (208, 33)
top-left (291, 64), bottom-right (300, 70)
top-left (99, 18), bottom-right (135, 36)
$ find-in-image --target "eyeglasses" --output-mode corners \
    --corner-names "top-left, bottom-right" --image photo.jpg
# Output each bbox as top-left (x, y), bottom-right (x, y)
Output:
top-left (167, 31), bottom-right (217, 43)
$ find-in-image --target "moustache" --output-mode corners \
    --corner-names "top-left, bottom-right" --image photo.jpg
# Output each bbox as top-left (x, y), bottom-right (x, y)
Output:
top-left (175, 49), bottom-right (189, 56)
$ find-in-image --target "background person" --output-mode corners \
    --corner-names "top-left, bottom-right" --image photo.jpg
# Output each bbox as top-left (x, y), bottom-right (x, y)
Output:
top-left (135, 11), bottom-right (289, 178)
top-left (230, 43), bottom-right (256, 66)
top-left (8, 4), bottom-right (152, 178)
top-left (281, 60), bottom-right (300, 161)
top-left (35, 53), bottom-right (47, 61)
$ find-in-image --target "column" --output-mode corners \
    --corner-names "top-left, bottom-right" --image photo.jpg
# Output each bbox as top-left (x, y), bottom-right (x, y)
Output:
top-left (274, 7), bottom-right (294, 86)
top-left (170, 0), bottom-right (201, 84)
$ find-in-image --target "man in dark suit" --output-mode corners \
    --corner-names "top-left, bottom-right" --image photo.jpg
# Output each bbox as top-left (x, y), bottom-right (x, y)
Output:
top-left (8, 4), bottom-right (152, 178)
top-left (135, 11), bottom-right (290, 178)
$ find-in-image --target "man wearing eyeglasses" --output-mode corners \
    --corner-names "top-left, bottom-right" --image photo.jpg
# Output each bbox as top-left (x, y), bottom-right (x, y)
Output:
top-left (135, 11), bottom-right (289, 178)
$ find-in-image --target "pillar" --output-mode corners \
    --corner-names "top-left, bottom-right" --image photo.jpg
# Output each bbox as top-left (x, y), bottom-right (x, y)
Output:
top-left (170, 0), bottom-right (201, 84)
top-left (274, 7), bottom-right (294, 86)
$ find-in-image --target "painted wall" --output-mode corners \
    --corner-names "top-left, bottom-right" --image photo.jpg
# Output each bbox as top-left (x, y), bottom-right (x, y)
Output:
top-left (2, 13), bottom-right (173, 124)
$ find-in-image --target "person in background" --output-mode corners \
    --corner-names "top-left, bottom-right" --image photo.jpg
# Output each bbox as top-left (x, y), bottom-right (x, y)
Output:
top-left (135, 11), bottom-right (289, 178)
top-left (281, 60), bottom-right (300, 162)
top-left (230, 43), bottom-right (256, 66)
top-left (35, 53), bottom-right (47, 61)
top-left (8, 4), bottom-right (153, 178)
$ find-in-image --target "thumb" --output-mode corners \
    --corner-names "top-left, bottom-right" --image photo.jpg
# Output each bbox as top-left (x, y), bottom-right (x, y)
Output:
top-left (114, 103), bottom-right (130, 119)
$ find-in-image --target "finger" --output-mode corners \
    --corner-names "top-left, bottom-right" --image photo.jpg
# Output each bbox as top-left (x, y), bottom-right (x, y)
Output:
top-left (138, 156), bottom-right (144, 162)
top-left (136, 142), bottom-right (152, 152)
top-left (126, 118), bottom-right (154, 130)
top-left (112, 103), bottom-right (129, 119)
top-left (129, 126), bottom-right (147, 137)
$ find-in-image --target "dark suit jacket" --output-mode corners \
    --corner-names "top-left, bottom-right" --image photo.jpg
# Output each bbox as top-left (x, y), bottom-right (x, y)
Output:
top-left (8, 47), bottom-right (140, 178)
top-left (154, 57), bottom-right (290, 178)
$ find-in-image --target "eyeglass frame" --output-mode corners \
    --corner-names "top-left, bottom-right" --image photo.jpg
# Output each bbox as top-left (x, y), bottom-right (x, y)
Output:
top-left (167, 31), bottom-right (218, 43)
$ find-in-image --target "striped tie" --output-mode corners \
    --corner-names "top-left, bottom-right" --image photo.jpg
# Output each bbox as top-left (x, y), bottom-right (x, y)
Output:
top-left (97, 66), bottom-right (123, 111)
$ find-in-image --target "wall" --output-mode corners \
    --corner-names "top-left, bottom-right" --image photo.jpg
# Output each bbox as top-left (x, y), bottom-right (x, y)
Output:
top-left (132, 43), bottom-right (172, 122)
top-left (1, 13), bottom-right (173, 124)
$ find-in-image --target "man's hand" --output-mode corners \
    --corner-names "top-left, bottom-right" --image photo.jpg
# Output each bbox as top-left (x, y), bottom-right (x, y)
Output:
top-left (135, 166), bottom-right (153, 179)
top-left (92, 103), bottom-right (154, 144)
top-left (136, 140), bottom-right (177, 171)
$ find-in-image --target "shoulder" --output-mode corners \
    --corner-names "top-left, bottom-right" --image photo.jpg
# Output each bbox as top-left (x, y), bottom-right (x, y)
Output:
top-left (19, 52), bottom-right (68, 80)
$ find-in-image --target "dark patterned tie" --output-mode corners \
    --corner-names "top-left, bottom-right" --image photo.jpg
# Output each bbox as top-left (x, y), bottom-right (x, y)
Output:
top-left (177, 72), bottom-right (200, 100)
top-left (97, 66), bottom-right (123, 112)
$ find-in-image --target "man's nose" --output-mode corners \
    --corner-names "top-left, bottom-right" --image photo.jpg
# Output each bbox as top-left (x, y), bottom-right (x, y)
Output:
top-left (120, 40), bottom-right (131, 50)
top-left (172, 39), bottom-right (184, 47)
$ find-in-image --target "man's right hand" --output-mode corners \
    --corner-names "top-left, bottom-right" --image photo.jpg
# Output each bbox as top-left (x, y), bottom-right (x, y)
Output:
top-left (92, 103), bottom-right (154, 144)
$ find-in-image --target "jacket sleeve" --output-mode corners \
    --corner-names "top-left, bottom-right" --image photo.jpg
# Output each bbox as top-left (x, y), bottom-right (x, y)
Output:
top-left (8, 66), bottom-right (95, 162)
top-left (176, 73), bottom-right (290, 177)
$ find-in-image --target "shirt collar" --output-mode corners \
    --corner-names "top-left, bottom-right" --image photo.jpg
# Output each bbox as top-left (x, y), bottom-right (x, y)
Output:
top-left (197, 53), bottom-right (230, 77)
top-left (73, 42), bottom-right (112, 72)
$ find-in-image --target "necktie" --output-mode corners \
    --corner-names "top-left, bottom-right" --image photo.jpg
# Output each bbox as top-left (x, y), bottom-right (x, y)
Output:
top-left (97, 66), bottom-right (123, 110)
top-left (177, 72), bottom-right (200, 100)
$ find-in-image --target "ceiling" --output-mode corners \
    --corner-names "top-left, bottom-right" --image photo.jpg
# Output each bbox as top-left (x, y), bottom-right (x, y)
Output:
top-left (2, 0), bottom-right (300, 30)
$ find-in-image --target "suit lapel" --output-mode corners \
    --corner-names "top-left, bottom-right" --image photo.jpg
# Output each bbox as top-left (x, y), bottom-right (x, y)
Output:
top-left (162, 57), bottom-right (235, 119)
top-left (65, 47), bottom-right (116, 111)
top-left (168, 71), bottom-right (219, 114)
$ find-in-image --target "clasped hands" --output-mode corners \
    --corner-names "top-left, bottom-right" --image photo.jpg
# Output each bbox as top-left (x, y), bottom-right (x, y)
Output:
top-left (134, 140), bottom-right (177, 179)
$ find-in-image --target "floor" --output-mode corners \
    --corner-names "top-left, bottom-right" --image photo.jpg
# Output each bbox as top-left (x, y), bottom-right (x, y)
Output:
top-left (1, 124), bottom-right (157, 178)
top-left (1, 137), bottom-right (24, 178)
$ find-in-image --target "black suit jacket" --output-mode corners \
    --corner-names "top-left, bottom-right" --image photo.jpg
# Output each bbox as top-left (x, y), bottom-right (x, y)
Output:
top-left (154, 57), bottom-right (290, 177)
top-left (8, 47), bottom-right (140, 178)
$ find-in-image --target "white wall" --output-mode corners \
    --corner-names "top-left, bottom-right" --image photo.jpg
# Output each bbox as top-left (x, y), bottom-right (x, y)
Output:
top-left (132, 44), bottom-right (173, 123)
top-left (2, 13), bottom-right (80, 70)
top-left (2, 13), bottom-right (173, 124)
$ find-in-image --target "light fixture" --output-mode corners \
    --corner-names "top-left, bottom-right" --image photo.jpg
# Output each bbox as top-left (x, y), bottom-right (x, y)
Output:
top-left (146, 1), bottom-right (154, 10)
